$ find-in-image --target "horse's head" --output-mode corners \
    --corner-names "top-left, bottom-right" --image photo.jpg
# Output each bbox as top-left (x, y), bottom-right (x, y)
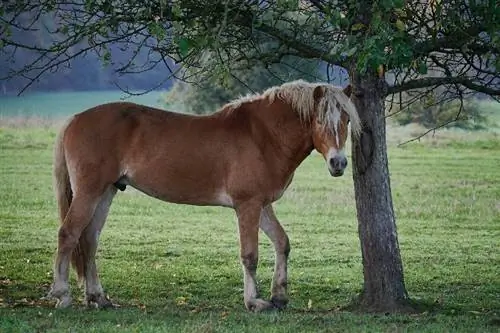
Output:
top-left (311, 84), bottom-right (360, 177)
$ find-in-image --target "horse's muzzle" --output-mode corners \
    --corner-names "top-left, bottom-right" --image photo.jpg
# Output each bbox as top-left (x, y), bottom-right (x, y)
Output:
top-left (328, 156), bottom-right (347, 177)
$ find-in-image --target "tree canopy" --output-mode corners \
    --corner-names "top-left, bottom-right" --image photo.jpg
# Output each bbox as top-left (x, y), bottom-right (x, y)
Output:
top-left (2, 1), bottom-right (498, 99)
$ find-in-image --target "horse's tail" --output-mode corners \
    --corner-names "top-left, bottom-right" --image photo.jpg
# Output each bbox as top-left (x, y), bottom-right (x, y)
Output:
top-left (53, 118), bottom-right (85, 282)
top-left (53, 121), bottom-right (72, 226)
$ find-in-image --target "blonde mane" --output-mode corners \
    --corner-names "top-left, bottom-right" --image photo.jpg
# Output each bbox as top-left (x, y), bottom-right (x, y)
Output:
top-left (226, 80), bottom-right (362, 137)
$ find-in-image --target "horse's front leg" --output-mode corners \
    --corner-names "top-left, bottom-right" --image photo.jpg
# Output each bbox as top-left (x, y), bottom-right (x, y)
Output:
top-left (235, 200), bottom-right (274, 312)
top-left (260, 205), bottom-right (290, 309)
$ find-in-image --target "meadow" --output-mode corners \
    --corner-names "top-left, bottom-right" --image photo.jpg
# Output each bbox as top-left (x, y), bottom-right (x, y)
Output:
top-left (0, 92), bottom-right (499, 332)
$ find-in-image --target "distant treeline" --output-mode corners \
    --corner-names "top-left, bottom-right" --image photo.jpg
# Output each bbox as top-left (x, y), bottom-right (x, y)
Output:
top-left (0, 13), bottom-right (174, 95)
top-left (0, 49), bottom-right (174, 95)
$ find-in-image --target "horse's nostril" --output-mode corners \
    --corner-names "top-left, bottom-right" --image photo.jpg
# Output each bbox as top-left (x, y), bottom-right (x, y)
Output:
top-left (341, 158), bottom-right (348, 169)
top-left (329, 158), bottom-right (336, 169)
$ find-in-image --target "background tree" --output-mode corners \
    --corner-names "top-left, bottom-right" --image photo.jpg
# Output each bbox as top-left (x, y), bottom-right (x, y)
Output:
top-left (163, 54), bottom-right (324, 113)
top-left (2, 0), bottom-right (499, 313)
top-left (390, 90), bottom-right (489, 130)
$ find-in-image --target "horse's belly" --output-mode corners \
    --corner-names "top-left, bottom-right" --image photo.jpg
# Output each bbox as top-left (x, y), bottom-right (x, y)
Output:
top-left (124, 174), bottom-right (233, 208)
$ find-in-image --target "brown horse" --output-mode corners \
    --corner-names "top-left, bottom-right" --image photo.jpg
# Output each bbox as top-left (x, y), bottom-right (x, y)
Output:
top-left (47, 80), bottom-right (361, 311)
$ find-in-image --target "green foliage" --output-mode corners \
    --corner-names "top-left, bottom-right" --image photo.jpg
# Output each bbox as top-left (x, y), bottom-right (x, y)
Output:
top-left (101, 47), bottom-right (112, 66)
top-left (391, 95), bottom-right (490, 130)
top-left (277, 0), bottom-right (299, 11)
top-left (0, 126), bottom-right (499, 331)
top-left (148, 21), bottom-right (166, 41)
top-left (175, 37), bottom-right (191, 58)
top-left (353, 0), bottom-right (415, 73)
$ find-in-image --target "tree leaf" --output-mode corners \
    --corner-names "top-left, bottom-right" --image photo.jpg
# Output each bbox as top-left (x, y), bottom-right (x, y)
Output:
top-left (393, 0), bottom-right (406, 8)
top-left (394, 8), bottom-right (406, 17)
top-left (148, 22), bottom-right (166, 40)
top-left (102, 49), bottom-right (111, 66)
top-left (351, 23), bottom-right (365, 32)
top-left (417, 62), bottom-right (428, 74)
top-left (395, 19), bottom-right (405, 31)
top-left (178, 38), bottom-right (191, 58)
top-left (345, 46), bottom-right (358, 57)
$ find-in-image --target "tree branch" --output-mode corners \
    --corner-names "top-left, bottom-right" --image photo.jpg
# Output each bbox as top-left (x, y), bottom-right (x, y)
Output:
top-left (388, 76), bottom-right (500, 96)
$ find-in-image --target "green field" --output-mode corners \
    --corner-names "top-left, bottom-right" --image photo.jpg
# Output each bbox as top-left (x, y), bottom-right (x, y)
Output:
top-left (0, 95), bottom-right (499, 332)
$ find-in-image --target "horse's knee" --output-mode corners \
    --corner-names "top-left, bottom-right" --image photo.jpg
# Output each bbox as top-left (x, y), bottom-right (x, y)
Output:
top-left (57, 226), bottom-right (79, 250)
top-left (241, 253), bottom-right (258, 272)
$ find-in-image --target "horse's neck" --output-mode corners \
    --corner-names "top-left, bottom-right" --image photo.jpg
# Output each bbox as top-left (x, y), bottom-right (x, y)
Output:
top-left (253, 99), bottom-right (314, 173)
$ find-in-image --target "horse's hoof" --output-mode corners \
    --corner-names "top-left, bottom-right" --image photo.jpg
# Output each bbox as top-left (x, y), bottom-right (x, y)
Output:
top-left (46, 287), bottom-right (72, 309)
top-left (86, 294), bottom-right (115, 309)
top-left (98, 298), bottom-right (115, 309)
top-left (246, 298), bottom-right (274, 312)
top-left (271, 295), bottom-right (288, 310)
top-left (55, 295), bottom-right (72, 309)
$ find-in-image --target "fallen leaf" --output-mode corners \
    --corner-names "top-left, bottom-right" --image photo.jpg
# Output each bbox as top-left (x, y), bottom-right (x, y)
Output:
top-left (175, 296), bottom-right (187, 306)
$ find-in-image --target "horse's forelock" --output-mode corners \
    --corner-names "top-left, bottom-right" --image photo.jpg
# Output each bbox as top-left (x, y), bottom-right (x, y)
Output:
top-left (264, 81), bottom-right (361, 138)
top-left (322, 87), bottom-right (362, 138)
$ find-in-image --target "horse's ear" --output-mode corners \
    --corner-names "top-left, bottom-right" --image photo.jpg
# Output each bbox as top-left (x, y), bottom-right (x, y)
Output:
top-left (313, 86), bottom-right (325, 101)
top-left (343, 84), bottom-right (352, 97)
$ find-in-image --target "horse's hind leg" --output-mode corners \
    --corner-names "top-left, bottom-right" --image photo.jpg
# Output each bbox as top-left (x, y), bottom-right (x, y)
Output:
top-left (236, 201), bottom-right (274, 312)
top-left (50, 191), bottom-right (101, 308)
top-left (260, 205), bottom-right (290, 309)
top-left (82, 186), bottom-right (117, 308)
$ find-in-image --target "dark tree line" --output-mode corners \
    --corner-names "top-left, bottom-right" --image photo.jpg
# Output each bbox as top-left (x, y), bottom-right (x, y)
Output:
top-left (0, 7), bottom-right (174, 94)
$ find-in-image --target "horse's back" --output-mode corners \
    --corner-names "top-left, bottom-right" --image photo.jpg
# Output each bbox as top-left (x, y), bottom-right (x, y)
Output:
top-left (69, 102), bottom-right (182, 134)
top-left (65, 102), bottom-right (215, 150)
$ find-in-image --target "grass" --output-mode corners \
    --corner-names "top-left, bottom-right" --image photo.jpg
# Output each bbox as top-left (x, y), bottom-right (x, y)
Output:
top-left (1, 117), bottom-right (499, 331)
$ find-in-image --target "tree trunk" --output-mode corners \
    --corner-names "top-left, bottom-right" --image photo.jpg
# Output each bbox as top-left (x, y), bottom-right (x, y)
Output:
top-left (349, 72), bottom-right (411, 313)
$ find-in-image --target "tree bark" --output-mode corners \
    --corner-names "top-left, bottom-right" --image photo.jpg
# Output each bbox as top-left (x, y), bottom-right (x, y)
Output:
top-left (349, 71), bottom-right (411, 313)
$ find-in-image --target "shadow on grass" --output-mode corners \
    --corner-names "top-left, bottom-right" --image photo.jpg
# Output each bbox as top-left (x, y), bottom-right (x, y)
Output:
top-left (2, 279), bottom-right (496, 319)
